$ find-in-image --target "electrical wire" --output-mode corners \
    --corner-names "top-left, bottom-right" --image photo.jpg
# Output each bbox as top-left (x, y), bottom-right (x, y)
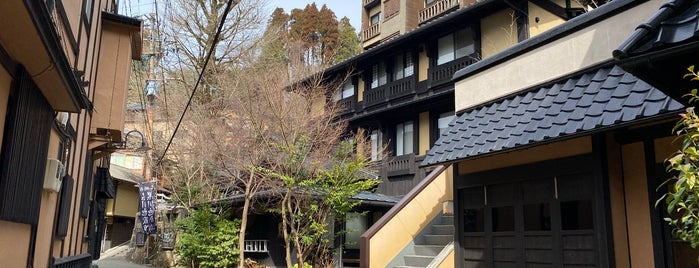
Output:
top-left (156, 0), bottom-right (237, 164)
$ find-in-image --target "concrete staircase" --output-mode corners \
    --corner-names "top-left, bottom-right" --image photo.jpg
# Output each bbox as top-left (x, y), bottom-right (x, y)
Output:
top-left (394, 214), bottom-right (454, 268)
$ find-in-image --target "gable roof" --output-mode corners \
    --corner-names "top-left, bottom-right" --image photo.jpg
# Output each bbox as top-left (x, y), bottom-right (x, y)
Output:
top-left (422, 64), bottom-right (683, 166)
top-left (614, 0), bottom-right (699, 105)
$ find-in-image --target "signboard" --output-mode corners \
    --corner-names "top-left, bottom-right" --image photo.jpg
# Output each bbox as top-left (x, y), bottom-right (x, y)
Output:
top-left (160, 227), bottom-right (176, 250)
top-left (138, 181), bottom-right (157, 235)
top-left (136, 231), bottom-right (145, 247)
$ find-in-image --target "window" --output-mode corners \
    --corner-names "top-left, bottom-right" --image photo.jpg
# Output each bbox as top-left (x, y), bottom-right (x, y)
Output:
top-left (437, 28), bottom-right (475, 65)
top-left (393, 53), bottom-right (414, 80)
top-left (344, 213), bottom-right (368, 249)
top-left (83, 0), bottom-right (93, 26)
top-left (437, 112), bottom-right (454, 135)
top-left (395, 121), bottom-right (414, 156)
top-left (425, 0), bottom-right (437, 5)
top-left (370, 129), bottom-right (382, 161)
top-left (371, 62), bottom-right (387, 89)
top-left (335, 80), bottom-right (355, 100)
top-left (370, 12), bottom-right (381, 25)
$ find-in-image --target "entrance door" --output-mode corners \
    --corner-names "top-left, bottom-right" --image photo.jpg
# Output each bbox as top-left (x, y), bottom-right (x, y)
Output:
top-left (458, 173), bottom-right (599, 267)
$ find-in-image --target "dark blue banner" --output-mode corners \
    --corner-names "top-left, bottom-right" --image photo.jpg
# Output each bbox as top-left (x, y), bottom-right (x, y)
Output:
top-left (138, 181), bottom-right (157, 235)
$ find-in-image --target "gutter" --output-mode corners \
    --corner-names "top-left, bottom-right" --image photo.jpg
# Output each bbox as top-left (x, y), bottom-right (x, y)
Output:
top-left (23, 0), bottom-right (87, 111)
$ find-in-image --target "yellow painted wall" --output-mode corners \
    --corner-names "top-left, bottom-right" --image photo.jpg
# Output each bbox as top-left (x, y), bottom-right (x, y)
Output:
top-left (0, 220), bottom-right (30, 267)
top-left (357, 77), bottom-right (365, 102)
top-left (621, 142), bottom-right (655, 267)
top-left (34, 130), bottom-right (62, 267)
top-left (35, 190), bottom-right (60, 268)
top-left (418, 112), bottom-right (430, 155)
top-left (418, 46), bottom-right (428, 82)
top-left (92, 23), bottom-right (133, 136)
top-left (0, 65), bottom-right (11, 153)
top-left (369, 166), bottom-right (453, 267)
top-left (455, 0), bottom-right (663, 111)
top-left (480, 8), bottom-right (518, 59)
top-left (114, 182), bottom-right (139, 217)
top-left (654, 136), bottom-right (677, 164)
top-left (437, 249), bottom-right (455, 268)
top-left (458, 137), bottom-right (592, 174)
top-left (528, 2), bottom-right (566, 37)
top-left (606, 134), bottom-right (630, 268)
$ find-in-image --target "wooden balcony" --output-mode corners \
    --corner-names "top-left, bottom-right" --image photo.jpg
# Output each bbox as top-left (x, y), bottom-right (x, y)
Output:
top-left (363, 76), bottom-right (416, 108)
top-left (337, 97), bottom-right (356, 115)
top-left (429, 56), bottom-right (477, 86)
top-left (362, 23), bottom-right (380, 42)
top-left (418, 0), bottom-right (460, 24)
top-left (363, 0), bottom-right (380, 8)
top-left (384, 154), bottom-right (420, 177)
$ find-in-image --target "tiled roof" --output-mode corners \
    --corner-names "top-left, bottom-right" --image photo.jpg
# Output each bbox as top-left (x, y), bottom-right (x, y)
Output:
top-left (614, 0), bottom-right (699, 59)
top-left (422, 65), bottom-right (683, 166)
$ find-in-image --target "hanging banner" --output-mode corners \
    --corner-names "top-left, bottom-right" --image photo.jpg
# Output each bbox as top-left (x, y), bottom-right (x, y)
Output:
top-left (138, 181), bottom-right (157, 235)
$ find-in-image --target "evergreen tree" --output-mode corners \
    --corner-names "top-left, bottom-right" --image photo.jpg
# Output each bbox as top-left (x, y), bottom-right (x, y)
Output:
top-left (335, 17), bottom-right (360, 64)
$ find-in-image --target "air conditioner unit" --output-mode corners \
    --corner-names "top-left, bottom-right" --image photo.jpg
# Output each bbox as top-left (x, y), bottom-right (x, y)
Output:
top-left (43, 158), bottom-right (65, 192)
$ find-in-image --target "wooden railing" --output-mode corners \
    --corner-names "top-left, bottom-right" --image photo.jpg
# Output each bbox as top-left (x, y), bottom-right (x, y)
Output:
top-left (364, 76), bottom-right (416, 108)
top-left (244, 240), bottom-right (269, 253)
top-left (387, 77), bottom-right (415, 100)
top-left (430, 56), bottom-right (477, 86)
top-left (418, 0), bottom-right (460, 24)
top-left (384, 154), bottom-right (419, 177)
top-left (53, 253), bottom-right (92, 268)
top-left (361, 23), bottom-right (380, 42)
top-left (337, 97), bottom-right (356, 115)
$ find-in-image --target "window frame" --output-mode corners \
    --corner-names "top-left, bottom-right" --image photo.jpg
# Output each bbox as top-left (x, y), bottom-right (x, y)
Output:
top-left (370, 12), bottom-right (382, 25)
top-left (395, 120), bottom-right (415, 156)
top-left (436, 27), bottom-right (476, 66)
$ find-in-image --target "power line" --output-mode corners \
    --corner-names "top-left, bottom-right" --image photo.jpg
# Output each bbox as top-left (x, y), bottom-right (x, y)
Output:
top-left (156, 0), bottom-right (237, 164)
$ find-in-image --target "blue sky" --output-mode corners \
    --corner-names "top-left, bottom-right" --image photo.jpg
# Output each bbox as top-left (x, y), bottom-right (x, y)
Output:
top-left (267, 1), bottom-right (362, 29)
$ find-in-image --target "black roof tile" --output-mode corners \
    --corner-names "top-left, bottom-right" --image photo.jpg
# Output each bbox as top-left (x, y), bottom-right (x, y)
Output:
top-left (422, 65), bottom-right (684, 166)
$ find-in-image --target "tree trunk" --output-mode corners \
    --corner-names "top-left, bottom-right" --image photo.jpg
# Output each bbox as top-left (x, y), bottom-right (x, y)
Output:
top-left (282, 191), bottom-right (293, 268)
top-left (237, 169), bottom-right (255, 268)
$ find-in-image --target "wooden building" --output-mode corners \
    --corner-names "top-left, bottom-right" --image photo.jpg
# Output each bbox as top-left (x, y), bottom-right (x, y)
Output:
top-left (0, 1), bottom-right (141, 267)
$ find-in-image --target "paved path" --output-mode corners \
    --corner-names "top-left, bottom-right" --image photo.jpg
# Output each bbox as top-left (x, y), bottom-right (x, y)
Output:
top-left (94, 245), bottom-right (151, 268)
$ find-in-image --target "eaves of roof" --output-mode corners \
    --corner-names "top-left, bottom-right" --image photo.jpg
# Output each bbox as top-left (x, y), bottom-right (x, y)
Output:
top-left (323, 0), bottom-right (502, 75)
top-left (422, 63), bottom-right (683, 167)
top-left (452, 0), bottom-right (649, 82)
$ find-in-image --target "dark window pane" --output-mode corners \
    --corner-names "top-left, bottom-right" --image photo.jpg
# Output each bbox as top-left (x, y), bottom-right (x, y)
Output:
top-left (464, 208), bottom-right (484, 232)
top-left (561, 200), bottom-right (593, 230)
top-left (524, 203), bottom-right (551, 231)
top-left (492, 206), bottom-right (515, 232)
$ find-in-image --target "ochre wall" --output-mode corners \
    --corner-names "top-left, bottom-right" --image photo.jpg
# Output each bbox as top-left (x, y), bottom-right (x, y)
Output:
top-left (34, 130), bottom-right (62, 268)
top-left (0, 220), bottom-right (30, 267)
top-left (479, 8), bottom-right (517, 59)
top-left (437, 249), bottom-right (455, 268)
top-left (620, 142), bottom-right (655, 267)
top-left (113, 182), bottom-right (139, 217)
top-left (357, 77), bottom-right (365, 102)
top-left (457, 136), bottom-right (592, 174)
top-left (605, 134), bottom-right (630, 268)
top-left (528, 2), bottom-right (565, 37)
top-left (455, 0), bottom-right (663, 111)
top-left (418, 111), bottom-right (430, 155)
top-left (91, 23), bottom-right (133, 136)
top-left (418, 45), bottom-right (428, 82)
top-left (369, 166), bottom-right (453, 268)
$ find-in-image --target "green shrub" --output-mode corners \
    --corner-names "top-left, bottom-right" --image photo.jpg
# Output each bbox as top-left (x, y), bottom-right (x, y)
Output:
top-left (176, 206), bottom-right (240, 268)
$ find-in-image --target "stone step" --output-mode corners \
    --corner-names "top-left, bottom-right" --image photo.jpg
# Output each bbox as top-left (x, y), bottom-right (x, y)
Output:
top-left (404, 255), bottom-right (434, 267)
top-left (413, 245), bottom-right (444, 256)
top-left (423, 234), bottom-right (452, 245)
top-left (432, 224), bottom-right (454, 235)
top-left (440, 215), bottom-right (454, 225)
